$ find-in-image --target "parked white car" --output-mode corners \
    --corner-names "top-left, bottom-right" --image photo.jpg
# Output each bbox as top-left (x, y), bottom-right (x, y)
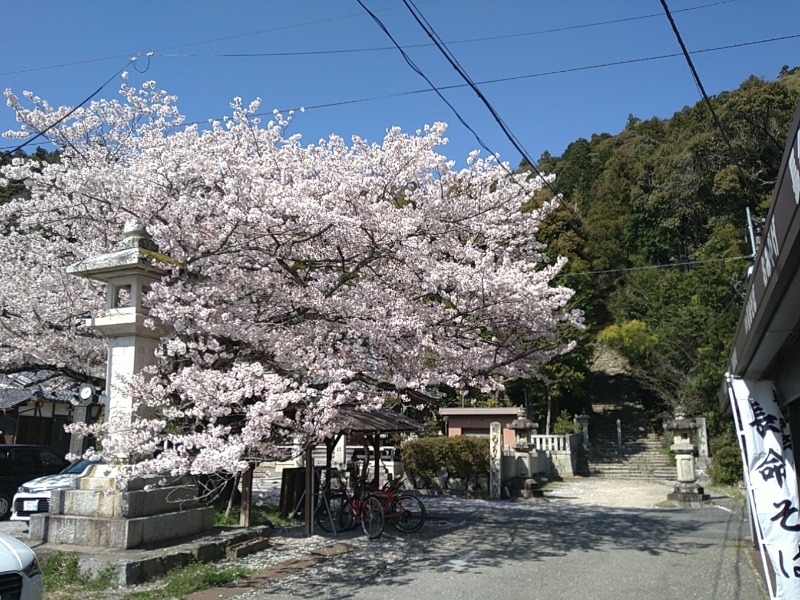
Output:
top-left (0, 532), bottom-right (42, 599)
top-left (11, 458), bottom-right (104, 522)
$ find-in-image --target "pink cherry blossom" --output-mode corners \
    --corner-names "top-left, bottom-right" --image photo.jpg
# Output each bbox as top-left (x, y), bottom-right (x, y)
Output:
top-left (0, 81), bottom-right (583, 481)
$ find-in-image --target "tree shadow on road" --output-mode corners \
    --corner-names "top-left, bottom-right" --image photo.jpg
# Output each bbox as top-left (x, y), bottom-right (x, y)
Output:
top-left (257, 496), bottom-right (748, 599)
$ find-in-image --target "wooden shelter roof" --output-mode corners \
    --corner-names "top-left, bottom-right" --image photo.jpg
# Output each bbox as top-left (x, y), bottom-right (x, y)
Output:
top-left (332, 405), bottom-right (424, 436)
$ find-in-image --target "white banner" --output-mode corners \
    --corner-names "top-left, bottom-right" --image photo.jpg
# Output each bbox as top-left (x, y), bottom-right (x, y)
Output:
top-left (728, 377), bottom-right (800, 600)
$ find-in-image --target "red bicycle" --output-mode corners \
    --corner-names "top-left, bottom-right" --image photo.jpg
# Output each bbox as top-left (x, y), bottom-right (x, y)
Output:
top-left (315, 472), bottom-right (385, 539)
top-left (369, 471), bottom-right (426, 533)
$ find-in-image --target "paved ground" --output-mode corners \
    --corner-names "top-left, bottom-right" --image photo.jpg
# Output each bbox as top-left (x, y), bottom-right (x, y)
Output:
top-left (207, 478), bottom-right (766, 600)
top-left (0, 478), bottom-right (767, 600)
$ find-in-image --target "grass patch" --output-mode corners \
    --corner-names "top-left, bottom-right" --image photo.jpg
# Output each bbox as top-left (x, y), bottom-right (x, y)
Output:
top-left (42, 554), bottom-right (254, 600)
top-left (706, 482), bottom-right (745, 501)
top-left (213, 501), bottom-right (298, 527)
top-left (42, 552), bottom-right (115, 594)
top-left (126, 561), bottom-right (253, 600)
top-left (41, 502), bottom-right (298, 599)
top-left (658, 447), bottom-right (676, 466)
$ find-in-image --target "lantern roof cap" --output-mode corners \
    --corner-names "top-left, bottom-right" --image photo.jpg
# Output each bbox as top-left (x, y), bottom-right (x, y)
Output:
top-left (66, 221), bottom-right (178, 282)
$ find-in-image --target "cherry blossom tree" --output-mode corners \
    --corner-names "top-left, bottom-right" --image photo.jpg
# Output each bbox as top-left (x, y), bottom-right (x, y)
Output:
top-left (0, 79), bottom-right (583, 479)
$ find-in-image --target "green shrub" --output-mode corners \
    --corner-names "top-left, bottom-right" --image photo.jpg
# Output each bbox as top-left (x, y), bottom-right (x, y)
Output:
top-left (708, 444), bottom-right (743, 486)
top-left (402, 436), bottom-right (489, 489)
top-left (552, 409), bottom-right (578, 435)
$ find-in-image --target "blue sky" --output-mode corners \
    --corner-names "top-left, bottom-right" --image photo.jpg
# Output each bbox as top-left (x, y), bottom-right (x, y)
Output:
top-left (1, 0), bottom-right (798, 168)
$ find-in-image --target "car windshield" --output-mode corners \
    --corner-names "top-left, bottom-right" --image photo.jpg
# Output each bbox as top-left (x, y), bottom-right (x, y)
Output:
top-left (61, 458), bottom-right (102, 475)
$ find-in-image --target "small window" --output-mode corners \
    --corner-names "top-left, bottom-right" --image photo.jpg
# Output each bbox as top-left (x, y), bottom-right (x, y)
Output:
top-left (114, 285), bottom-right (132, 308)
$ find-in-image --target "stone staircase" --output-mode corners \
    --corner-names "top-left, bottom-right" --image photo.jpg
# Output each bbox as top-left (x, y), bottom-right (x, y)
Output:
top-left (578, 394), bottom-right (676, 481)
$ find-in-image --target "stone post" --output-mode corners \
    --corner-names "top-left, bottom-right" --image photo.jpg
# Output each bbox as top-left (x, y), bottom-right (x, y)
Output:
top-left (695, 416), bottom-right (710, 474)
top-left (489, 421), bottom-right (502, 500)
top-left (576, 411), bottom-right (590, 449)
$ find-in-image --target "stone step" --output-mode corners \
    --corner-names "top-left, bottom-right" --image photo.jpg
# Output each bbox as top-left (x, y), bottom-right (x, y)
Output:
top-left (583, 397), bottom-right (675, 480)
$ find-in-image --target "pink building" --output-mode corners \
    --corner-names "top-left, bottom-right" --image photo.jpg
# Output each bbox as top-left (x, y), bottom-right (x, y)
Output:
top-left (439, 407), bottom-right (520, 447)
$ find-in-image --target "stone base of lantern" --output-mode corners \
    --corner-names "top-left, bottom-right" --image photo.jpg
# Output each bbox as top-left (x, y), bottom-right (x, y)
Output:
top-left (510, 477), bottom-right (544, 500)
top-left (667, 482), bottom-right (710, 505)
top-left (29, 465), bottom-right (215, 550)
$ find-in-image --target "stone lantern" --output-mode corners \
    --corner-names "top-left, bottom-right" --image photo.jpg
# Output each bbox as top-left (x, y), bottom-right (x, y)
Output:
top-left (65, 220), bottom-right (174, 441)
top-left (507, 406), bottom-right (538, 452)
top-left (506, 407), bottom-right (542, 498)
top-left (665, 406), bottom-right (709, 504)
top-left (28, 221), bottom-right (215, 549)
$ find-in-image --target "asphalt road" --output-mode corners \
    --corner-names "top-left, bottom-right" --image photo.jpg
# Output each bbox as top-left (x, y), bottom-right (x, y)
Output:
top-left (236, 490), bottom-right (766, 600)
top-left (0, 479), bottom-right (767, 600)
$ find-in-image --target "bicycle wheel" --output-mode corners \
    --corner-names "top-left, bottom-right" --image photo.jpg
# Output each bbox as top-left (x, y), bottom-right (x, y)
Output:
top-left (359, 494), bottom-right (385, 539)
top-left (315, 493), bottom-right (354, 533)
top-left (388, 494), bottom-right (426, 533)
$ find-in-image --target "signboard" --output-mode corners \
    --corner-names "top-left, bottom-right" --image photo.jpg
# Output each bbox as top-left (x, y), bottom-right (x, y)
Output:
top-left (728, 377), bottom-right (800, 600)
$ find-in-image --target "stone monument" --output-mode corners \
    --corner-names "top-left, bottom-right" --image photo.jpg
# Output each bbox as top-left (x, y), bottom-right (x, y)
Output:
top-left (29, 221), bottom-right (215, 549)
top-left (489, 422), bottom-right (502, 500)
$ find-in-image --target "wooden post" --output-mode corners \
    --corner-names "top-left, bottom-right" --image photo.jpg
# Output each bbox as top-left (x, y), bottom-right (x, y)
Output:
top-left (239, 465), bottom-right (253, 527)
top-left (304, 445), bottom-right (314, 536)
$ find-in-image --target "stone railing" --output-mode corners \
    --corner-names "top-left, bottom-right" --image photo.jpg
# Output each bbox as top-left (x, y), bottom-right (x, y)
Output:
top-left (528, 433), bottom-right (581, 477)
top-left (501, 447), bottom-right (549, 478)
top-left (531, 434), bottom-right (579, 453)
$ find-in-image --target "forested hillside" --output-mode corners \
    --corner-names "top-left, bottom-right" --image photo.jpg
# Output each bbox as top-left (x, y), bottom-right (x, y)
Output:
top-left (525, 66), bottom-right (800, 431)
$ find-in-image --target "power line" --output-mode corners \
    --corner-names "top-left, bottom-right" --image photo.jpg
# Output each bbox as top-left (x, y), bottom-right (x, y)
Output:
top-left (660, 0), bottom-right (746, 181)
top-left (160, 0), bottom-right (741, 59)
top-left (0, 0), bottom-right (743, 75)
top-left (400, 0), bottom-right (555, 195)
top-left (4, 32), bottom-right (797, 154)
top-left (560, 254), bottom-right (752, 278)
top-left (0, 58), bottom-right (137, 160)
top-left (355, 0), bottom-right (511, 177)
top-left (0, 0), bottom-right (232, 45)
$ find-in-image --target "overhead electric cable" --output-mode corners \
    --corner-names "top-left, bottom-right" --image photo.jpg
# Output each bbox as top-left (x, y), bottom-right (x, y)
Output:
top-left (162, 0), bottom-right (741, 59)
top-left (354, 0), bottom-right (512, 180)
top-left (659, 0), bottom-right (746, 181)
top-left (0, 57), bottom-right (136, 160)
top-left (398, 0), bottom-right (556, 195)
top-left (0, 0), bottom-right (231, 44)
top-left (561, 254), bottom-right (752, 278)
top-left (3, 31), bottom-right (797, 154)
top-left (0, 1), bottom-right (743, 75)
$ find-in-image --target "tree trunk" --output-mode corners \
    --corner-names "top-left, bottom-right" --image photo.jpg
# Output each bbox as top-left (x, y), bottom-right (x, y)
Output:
top-left (225, 471), bottom-right (241, 519)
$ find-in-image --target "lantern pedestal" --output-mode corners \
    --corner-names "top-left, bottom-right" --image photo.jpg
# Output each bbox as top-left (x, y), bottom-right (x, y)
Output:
top-left (29, 465), bottom-right (214, 549)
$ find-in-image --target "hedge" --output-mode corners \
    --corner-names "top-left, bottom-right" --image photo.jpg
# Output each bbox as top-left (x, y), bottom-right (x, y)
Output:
top-left (402, 436), bottom-right (489, 489)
